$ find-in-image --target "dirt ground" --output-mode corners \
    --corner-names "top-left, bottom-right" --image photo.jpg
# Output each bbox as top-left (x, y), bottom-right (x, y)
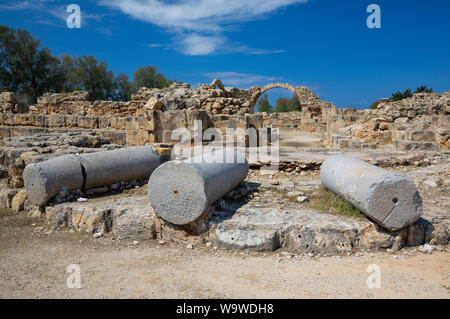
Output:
top-left (1, 136), bottom-right (449, 299)
top-left (0, 212), bottom-right (448, 299)
top-left (279, 129), bottom-right (324, 149)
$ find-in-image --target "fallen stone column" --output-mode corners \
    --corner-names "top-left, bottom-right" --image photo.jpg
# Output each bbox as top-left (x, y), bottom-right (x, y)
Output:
top-left (320, 155), bottom-right (422, 231)
top-left (148, 149), bottom-right (249, 225)
top-left (78, 147), bottom-right (161, 189)
top-left (24, 146), bottom-right (161, 206)
top-left (23, 154), bottom-right (84, 206)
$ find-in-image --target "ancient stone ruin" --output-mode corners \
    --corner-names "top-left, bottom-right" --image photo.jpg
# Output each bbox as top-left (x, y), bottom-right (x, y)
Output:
top-left (0, 79), bottom-right (449, 255)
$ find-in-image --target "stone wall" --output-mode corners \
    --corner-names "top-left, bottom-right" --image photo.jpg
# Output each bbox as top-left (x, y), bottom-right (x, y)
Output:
top-left (25, 79), bottom-right (337, 119)
top-left (29, 80), bottom-right (256, 117)
top-left (2, 83), bottom-right (449, 152)
top-left (326, 92), bottom-right (450, 151)
top-left (0, 92), bottom-right (28, 113)
top-left (258, 111), bottom-right (327, 133)
top-left (0, 110), bottom-right (266, 147)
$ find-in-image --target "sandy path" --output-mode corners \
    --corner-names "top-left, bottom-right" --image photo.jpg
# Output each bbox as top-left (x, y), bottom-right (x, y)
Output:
top-left (0, 218), bottom-right (448, 299)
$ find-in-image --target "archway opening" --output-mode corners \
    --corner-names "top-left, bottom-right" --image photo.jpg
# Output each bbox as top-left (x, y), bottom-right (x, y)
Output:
top-left (253, 88), bottom-right (301, 113)
top-left (253, 87), bottom-right (324, 149)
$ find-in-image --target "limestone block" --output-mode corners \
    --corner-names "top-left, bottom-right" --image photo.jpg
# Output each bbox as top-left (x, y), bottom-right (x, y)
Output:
top-left (11, 189), bottom-right (27, 212)
top-left (112, 206), bottom-right (155, 240)
top-left (0, 189), bottom-right (19, 209)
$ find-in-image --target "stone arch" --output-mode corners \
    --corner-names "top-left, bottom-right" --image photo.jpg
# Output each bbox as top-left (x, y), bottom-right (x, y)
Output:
top-left (249, 83), bottom-right (320, 111)
top-left (210, 79), bottom-right (226, 91)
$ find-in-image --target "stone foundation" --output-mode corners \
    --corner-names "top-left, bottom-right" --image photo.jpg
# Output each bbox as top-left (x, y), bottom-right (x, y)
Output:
top-left (40, 192), bottom-right (449, 254)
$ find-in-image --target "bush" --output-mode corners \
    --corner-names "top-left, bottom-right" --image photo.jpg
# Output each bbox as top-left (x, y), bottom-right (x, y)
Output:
top-left (391, 88), bottom-right (413, 101)
top-left (414, 85), bottom-right (433, 93)
top-left (370, 101), bottom-right (381, 109)
top-left (390, 85), bottom-right (434, 101)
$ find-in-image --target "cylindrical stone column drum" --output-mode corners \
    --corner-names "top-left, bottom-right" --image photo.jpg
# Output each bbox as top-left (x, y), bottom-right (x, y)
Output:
top-left (23, 154), bottom-right (84, 206)
top-left (320, 155), bottom-right (422, 231)
top-left (148, 149), bottom-right (249, 225)
top-left (78, 146), bottom-right (161, 190)
top-left (24, 146), bottom-right (161, 206)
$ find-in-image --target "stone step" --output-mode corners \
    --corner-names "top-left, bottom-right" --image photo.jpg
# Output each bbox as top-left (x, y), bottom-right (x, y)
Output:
top-left (360, 143), bottom-right (378, 150)
top-left (394, 140), bottom-right (439, 151)
top-left (46, 195), bottom-right (154, 240)
top-left (393, 130), bottom-right (436, 142)
top-left (392, 123), bottom-right (420, 131)
top-left (211, 207), bottom-right (434, 254)
top-left (336, 138), bottom-right (362, 150)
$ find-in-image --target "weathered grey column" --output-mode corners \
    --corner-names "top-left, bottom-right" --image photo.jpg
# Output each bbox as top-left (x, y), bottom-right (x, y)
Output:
top-left (148, 149), bottom-right (249, 225)
top-left (320, 155), bottom-right (422, 231)
top-left (23, 154), bottom-right (84, 206)
top-left (24, 146), bottom-right (161, 206)
top-left (78, 147), bottom-right (161, 189)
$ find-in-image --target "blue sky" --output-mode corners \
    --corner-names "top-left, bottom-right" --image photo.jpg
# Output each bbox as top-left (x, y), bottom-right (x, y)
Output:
top-left (0, 0), bottom-right (449, 108)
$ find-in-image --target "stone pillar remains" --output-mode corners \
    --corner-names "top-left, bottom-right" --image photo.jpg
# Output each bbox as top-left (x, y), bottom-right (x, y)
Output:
top-left (148, 149), bottom-right (249, 225)
top-left (320, 155), bottom-right (422, 231)
top-left (23, 155), bottom-right (84, 206)
top-left (24, 146), bottom-right (161, 206)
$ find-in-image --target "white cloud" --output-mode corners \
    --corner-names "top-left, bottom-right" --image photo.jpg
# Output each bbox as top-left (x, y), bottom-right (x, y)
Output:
top-left (203, 72), bottom-right (283, 87)
top-left (179, 34), bottom-right (225, 55)
top-left (222, 45), bottom-right (286, 55)
top-left (99, 0), bottom-right (308, 55)
top-left (99, 0), bottom-right (307, 32)
top-left (0, 2), bottom-right (29, 10)
top-left (0, 0), bottom-right (50, 11)
top-left (145, 43), bottom-right (163, 48)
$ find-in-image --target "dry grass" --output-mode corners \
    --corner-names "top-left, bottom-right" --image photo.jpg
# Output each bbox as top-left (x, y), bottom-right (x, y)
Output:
top-left (0, 209), bottom-right (13, 217)
top-left (7, 215), bottom-right (40, 227)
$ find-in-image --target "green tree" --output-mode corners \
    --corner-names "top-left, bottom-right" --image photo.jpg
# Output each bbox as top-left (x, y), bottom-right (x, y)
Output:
top-left (274, 97), bottom-right (290, 112)
top-left (0, 26), bottom-right (60, 102)
top-left (0, 26), bottom-right (175, 102)
top-left (76, 55), bottom-right (113, 100)
top-left (274, 96), bottom-right (301, 112)
top-left (288, 95), bottom-right (301, 112)
top-left (114, 73), bottom-right (134, 101)
top-left (0, 26), bottom-right (15, 92)
top-left (256, 94), bottom-right (273, 113)
top-left (56, 54), bottom-right (82, 92)
top-left (103, 70), bottom-right (116, 101)
top-left (133, 65), bottom-right (172, 90)
top-left (155, 72), bottom-right (173, 89)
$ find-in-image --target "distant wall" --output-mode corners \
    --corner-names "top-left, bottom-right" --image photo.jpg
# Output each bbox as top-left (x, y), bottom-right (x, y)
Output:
top-left (2, 83), bottom-right (449, 152)
top-left (326, 92), bottom-right (450, 150)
